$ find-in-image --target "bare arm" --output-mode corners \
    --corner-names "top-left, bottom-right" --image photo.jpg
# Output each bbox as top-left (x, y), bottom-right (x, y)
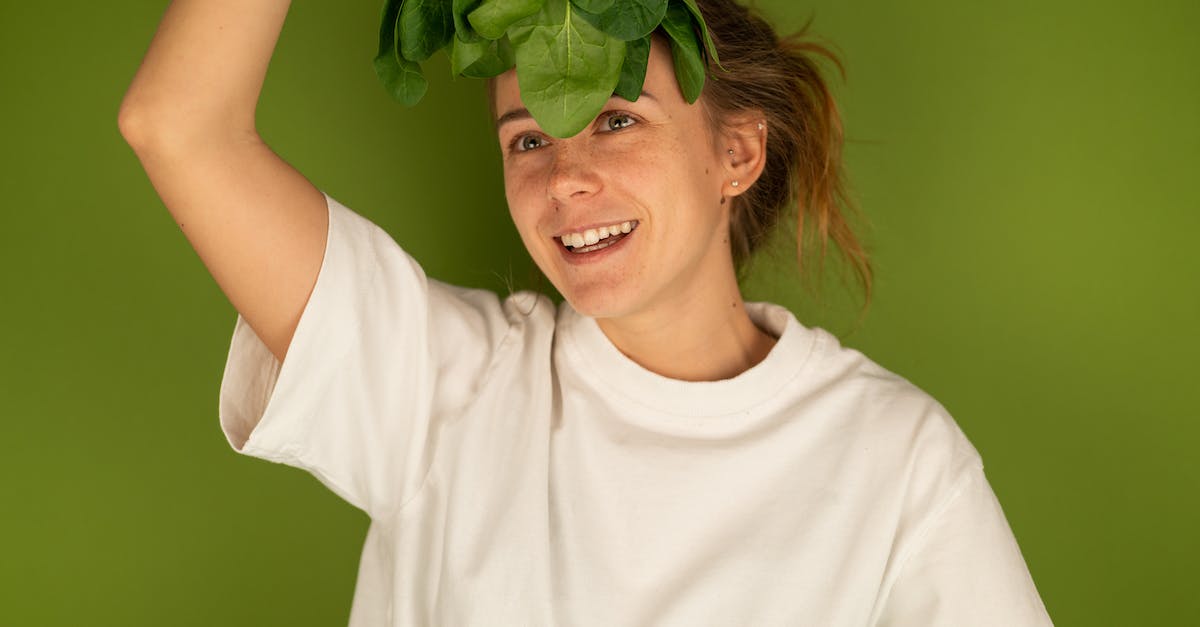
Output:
top-left (119, 0), bottom-right (327, 363)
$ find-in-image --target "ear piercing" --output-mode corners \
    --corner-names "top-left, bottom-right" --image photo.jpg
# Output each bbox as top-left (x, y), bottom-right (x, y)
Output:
top-left (758, 122), bottom-right (765, 131)
top-left (727, 149), bottom-right (734, 155)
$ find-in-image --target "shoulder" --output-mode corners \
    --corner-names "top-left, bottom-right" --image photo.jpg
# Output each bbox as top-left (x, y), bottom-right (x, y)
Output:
top-left (419, 283), bottom-right (559, 411)
top-left (428, 282), bottom-right (556, 336)
top-left (426, 282), bottom-right (559, 368)
top-left (799, 324), bottom-right (983, 481)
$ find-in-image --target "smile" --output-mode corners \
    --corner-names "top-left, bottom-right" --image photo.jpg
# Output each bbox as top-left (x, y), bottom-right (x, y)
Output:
top-left (558, 221), bottom-right (639, 253)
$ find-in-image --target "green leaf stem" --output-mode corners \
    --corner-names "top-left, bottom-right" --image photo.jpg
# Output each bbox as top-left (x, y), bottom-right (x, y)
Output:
top-left (509, 0), bottom-right (626, 137)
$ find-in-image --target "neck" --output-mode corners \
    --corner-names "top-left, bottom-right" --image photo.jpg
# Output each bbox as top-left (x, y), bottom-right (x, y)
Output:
top-left (595, 286), bottom-right (778, 382)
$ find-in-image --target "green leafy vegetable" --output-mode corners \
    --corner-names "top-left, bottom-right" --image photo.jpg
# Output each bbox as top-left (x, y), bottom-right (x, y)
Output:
top-left (613, 34), bottom-right (651, 101)
top-left (660, 1), bottom-right (704, 102)
top-left (681, 0), bottom-right (722, 70)
top-left (453, 0), bottom-right (485, 43)
top-left (400, 0), bottom-right (456, 62)
top-left (468, 0), bottom-right (546, 40)
top-left (375, 0), bottom-right (429, 106)
top-left (573, 0), bottom-right (668, 42)
top-left (509, 0), bottom-right (626, 137)
top-left (461, 36), bottom-right (517, 78)
top-left (375, 0), bottom-right (721, 134)
top-left (451, 35), bottom-right (488, 74)
top-left (571, 0), bottom-right (615, 12)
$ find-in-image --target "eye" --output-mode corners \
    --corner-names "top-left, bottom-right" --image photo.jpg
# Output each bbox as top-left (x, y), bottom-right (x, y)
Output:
top-left (512, 134), bottom-right (548, 153)
top-left (603, 112), bottom-right (637, 132)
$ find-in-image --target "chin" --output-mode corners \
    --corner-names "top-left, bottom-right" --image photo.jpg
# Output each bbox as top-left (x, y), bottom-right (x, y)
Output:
top-left (533, 243), bottom-right (653, 320)
top-left (556, 281), bottom-right (644, 320)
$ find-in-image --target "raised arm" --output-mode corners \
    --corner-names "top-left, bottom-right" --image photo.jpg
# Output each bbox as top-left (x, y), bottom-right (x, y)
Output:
top-left (119, 0), bottom-right (326, 363)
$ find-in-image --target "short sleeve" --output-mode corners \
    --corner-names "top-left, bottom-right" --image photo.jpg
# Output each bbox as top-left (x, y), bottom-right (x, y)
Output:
top-left (217, 191), bottom-right (518, 518)
top-left (874, 464), bottom-right (1054, 626)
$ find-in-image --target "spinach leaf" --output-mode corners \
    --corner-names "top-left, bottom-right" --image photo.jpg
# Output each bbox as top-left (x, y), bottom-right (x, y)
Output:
top-left (510, 0), bottom-right (626, 137)
top-left (462, 36), bottom-right (516, 78)
top-left (613, 34), bottom-right (651, 101)
top-left (375, 0), bottom-right (429, 105)
top-left (573, 0), bottom-right (668, 42)
top-left (453, 0), bottom-right (484, 43)
top-left (571, 0), bottom-right (615, 12)
top-left (469, 0), bottom-right (546, 41)
top-left (451, 35), bottom-right (487, 75)
top-left (681, 0), bottom-right (722, 70)
top-left (376, 0), bottom-right (403, 60)
top-left (400, 0), bottom-right (455, 62)
top-left (661, 1), bottom-right (704, 102)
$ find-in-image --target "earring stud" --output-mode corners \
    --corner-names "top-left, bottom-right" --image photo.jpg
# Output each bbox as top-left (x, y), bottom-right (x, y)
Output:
top-left (731, 180), bottom-right (740, 187)
top-left (757, 122), bottom-right (765, 131)
top-left (727, 149), bottom-right (734, 155)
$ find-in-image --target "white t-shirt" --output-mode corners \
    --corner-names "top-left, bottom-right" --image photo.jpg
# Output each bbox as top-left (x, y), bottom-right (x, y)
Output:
top-left (219, 192), bottom-right (1053, 626)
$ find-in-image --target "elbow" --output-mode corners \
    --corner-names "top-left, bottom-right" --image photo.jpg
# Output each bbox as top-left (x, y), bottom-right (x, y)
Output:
top-left (118, 100), bottom-right (257, 153)
top-left (117, 101), bottom-right (150, 147)
top-left (116, 98), bottom-right (173, 150)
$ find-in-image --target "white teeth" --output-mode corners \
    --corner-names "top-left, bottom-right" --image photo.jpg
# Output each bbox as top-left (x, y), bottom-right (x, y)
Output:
top-left (559, 220), bottom-right (638, 249)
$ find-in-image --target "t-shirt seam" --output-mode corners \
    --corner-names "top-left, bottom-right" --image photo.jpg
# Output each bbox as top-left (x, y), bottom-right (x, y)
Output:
top-left (246, 442), bottom-right (373, 512)
top-left (258, 198), bottom-right (398, 514)
top-left (336, 200), bottom-right (528, 519)
top-left (379, 295), bottom-right (531, 521)
top-left (564, 319), bottom-right (825, 419)
top-left (874, 462), bottom-right (984, 611)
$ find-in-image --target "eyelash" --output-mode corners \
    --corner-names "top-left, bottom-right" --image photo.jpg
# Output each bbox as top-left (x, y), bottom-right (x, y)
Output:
top-left (509, 111), bottom-right (639, 153)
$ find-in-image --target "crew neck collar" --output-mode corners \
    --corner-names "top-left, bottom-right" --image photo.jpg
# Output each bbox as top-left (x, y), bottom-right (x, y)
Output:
top-left (557, 302), bottom-right (822, 421)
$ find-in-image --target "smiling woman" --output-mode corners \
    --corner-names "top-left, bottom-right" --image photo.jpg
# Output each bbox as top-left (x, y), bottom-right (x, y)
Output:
top-left (493, 36), bottom-right (781, 378)
top-left (120, 0), bottom-right (1053, 625)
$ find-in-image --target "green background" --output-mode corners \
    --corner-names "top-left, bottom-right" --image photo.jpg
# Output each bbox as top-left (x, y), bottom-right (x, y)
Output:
top-left (2, 0), bottom-right (1196, 624)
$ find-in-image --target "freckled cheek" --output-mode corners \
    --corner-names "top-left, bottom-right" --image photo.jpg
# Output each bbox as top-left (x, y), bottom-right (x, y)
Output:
top-left (503, 171), bottom-right (534, 212)
top-left (503, 192), bottom-right (550, 255)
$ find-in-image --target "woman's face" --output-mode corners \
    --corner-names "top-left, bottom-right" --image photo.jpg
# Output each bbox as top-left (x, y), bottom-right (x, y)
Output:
top-left (494, 36), bottom-right (735, 320)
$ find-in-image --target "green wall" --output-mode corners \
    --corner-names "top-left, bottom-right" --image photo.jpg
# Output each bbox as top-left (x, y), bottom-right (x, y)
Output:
top-left (2, 0), bottom-right (1196, 624)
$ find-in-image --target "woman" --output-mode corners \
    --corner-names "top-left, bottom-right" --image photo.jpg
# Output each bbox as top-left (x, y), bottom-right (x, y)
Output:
top-left (119, 0), bottom-right (1052, 624)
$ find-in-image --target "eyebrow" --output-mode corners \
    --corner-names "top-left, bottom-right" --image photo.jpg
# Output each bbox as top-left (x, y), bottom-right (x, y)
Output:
top-left (494, 91), bottom-right (659, 130)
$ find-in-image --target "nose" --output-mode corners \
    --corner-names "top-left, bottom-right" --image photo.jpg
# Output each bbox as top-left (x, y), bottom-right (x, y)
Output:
top-left (547, 142), bottom-right (601, 202)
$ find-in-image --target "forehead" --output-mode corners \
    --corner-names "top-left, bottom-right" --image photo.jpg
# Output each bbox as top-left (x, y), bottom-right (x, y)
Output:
top-left (492, 34), bottom-right (683, 122)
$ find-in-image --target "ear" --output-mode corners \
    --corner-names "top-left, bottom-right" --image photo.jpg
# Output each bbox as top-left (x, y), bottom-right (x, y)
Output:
top-left (719, 110), bottom-right (768, 199)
